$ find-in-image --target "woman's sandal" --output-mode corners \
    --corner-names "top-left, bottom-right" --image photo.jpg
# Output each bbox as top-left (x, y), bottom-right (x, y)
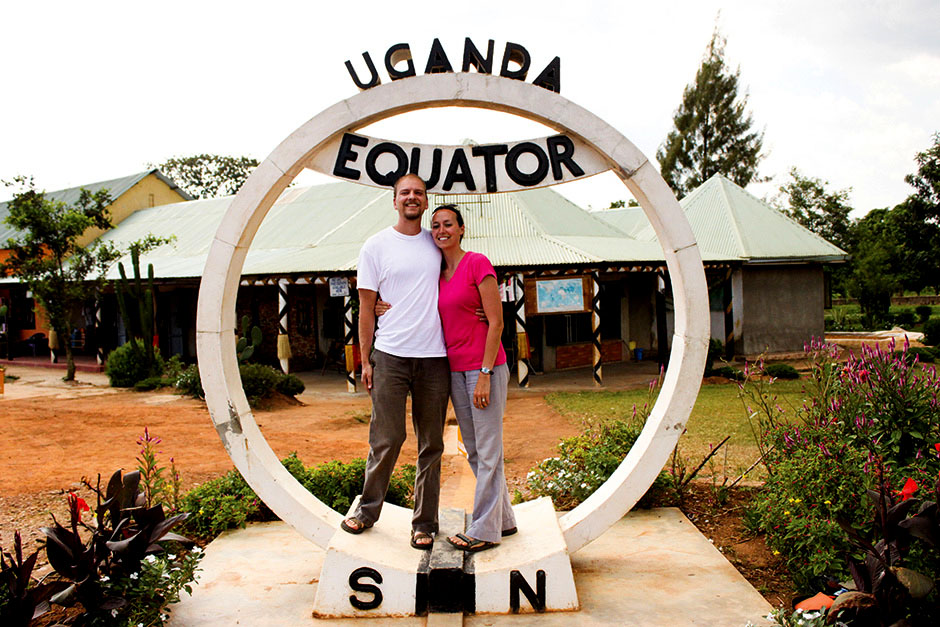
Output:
top-left (502, 527), bottom-right (518, 537)
top-left (341, 516), bottom-right (372, 534)
top-left (411, 530), bottom-right (434, 550)
top-left (447, 533), bottom-right (497, 553)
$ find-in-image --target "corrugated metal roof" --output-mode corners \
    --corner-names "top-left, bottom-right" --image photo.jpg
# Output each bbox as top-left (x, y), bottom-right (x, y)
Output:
top-left (0, 169), bottom-right (192, 243)
top-left (592, 174), bottom-right (848, 263)
top-left (96, 180), bottom-right (673, 279)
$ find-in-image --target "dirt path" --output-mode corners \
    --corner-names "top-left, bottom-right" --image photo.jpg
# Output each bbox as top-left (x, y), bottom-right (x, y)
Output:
top-left (0, 367), bottom-right (582, 554)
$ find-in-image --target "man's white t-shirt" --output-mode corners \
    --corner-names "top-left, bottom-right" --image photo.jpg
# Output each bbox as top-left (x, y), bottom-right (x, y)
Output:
top-left (357, 226), bottom-right (447, 358)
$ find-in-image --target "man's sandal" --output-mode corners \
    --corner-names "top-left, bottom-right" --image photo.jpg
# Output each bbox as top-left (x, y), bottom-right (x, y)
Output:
top-left (341, 516), bottom-right (372, 534)
top-left (447, 533), bottom-right (497, 553)
top-left (411, 530), bottom-right (434, 550)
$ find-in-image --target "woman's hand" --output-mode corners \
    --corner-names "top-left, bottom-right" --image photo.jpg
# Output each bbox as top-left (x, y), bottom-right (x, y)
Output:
top-left (473, 373), bottom-right (492, 409)
top-left (375, 299), bottom-right (391, 316)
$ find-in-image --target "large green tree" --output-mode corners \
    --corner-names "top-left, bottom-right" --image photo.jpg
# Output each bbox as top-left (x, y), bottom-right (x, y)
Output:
top-left (155, 154), bottom-right (259, 199)
top-left (777, 167), bottom-right (854, 251)
top-left (0, 177), bottom-right (121, 380)
top-left (656, 29), bottom-right (765, 198)
top-left (895, 132), bottom-right (940, 293)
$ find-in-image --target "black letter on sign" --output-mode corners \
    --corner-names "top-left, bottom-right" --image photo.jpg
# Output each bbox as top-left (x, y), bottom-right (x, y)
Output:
top-left (365, 142), bottom-right (409, 186)
top-left (349, 567), bottom-right (383, 610)
top-left (442, 149), bottom-right (476, 191)
top-left (546, 135), bottom-right (584, 180)
top-left (333, 133), bottom-right (369, 180)
top-left (385, 43), bottom-right (416, 80)
top-left (345, 52), bottom-right (380, 90)
top-left (533, 56), bottom-right (561, 93)
top-left (509, 569), bottom-right (546, 613)
top-left (471, 144), bottom-right (508, 193)
top-left (410, 147), bottom-right (443, 189)
top-left (462, 38), bottom-right (494, 74)
top-left (505, 142), bottom-right (549, 187)
top-left (425, 38), bottom-right (454, 74)
top-left (500, 42), bottom-right (530, 81)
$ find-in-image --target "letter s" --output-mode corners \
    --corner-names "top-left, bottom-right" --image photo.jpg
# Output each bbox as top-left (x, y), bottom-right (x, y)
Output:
top-left (349, 567), bottom-right (383, 610)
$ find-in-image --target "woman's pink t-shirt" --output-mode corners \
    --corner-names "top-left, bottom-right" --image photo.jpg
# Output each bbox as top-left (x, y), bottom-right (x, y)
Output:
top-left (437, 251), bottom-right (507, 372)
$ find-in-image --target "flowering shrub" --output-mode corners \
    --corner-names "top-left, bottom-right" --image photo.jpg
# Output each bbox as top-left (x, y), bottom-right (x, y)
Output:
top-left (745, 338), bottom-right (940, 592)
top-left (526, 418), bottom-right (672, 510)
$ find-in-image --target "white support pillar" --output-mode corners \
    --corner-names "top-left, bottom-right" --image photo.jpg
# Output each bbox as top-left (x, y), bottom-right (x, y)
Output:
top-left (514, 273), bottom-right (530, 388)
top-left (277, 279), bottom-right (291, 373)
top-left (96, 298), bottom-right (104, 365)
top-left (343, 294), bottom-right (356, 393)
top-left (591, 271), bottom-right (602, 386)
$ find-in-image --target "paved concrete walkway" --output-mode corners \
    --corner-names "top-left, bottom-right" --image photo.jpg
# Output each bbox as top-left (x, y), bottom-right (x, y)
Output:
top-left (168, 422), bottom-right (774, 626)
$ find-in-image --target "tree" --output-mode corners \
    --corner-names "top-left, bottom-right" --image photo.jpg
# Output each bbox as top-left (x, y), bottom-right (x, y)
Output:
top-left (896, 132), bottom-right (940, 293)
top-left (656, 28), bottom-right (765, 198)
top-left (155, 154), bottom-right (259, 199)
top-left (905, 131), bottom-right (940, 210)
top-left (0, 177), bottom-right (121, 381)
top-left (848, 209), bottom-right (901, 326)
top-left (777, 167), bottom-right (854, 251)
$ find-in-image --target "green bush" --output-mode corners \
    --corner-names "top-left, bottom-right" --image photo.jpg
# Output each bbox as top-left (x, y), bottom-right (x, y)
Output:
top-left (275, 372), bottom-right (305, 397)
top-left (527, 419), bottom-right (671, 510)
top-left (181, 454), bottom-right (415, 538)
top-left (924, 317), bottom-right (940, 346)
top-left (175, 364), bottom-right (204, 399)
top-left (238, 362), bottom-right (281, 401)
top-left (749, 440), bottom-right (872, 590)
top-left (893, 308), bottom-right (915, 327)
top-left (106, 339), bottom-right (164, 387)
top-left (764, 363), bottom-right (799, 379)
top-left (712, 365), bottom-right (744, 381)
top-left (704, 338), bottom-right (723, 376)
top-left (915, 305), bottom-right (933, 324)
top-left (133, 375), bottom-right (170, 391)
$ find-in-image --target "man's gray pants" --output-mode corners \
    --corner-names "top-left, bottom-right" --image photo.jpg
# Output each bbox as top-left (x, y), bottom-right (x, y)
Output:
top-left (450, 363), bottom-right (516, 543)
top-left (354, 349), bottom-right (450, 534)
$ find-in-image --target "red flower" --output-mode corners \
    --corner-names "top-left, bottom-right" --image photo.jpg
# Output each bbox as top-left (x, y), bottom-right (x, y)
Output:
top-left (900, 478), bottom-right (918, 501)
top-left (934, 443), bottom-right (940, 453)
top-left (67, 492), bottom-right (91, 521)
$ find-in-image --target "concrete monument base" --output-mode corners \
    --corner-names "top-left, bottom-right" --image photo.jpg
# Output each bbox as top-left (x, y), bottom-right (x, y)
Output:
top-left (311, 497), bottom-right (578, 617)
top-left (168, 508), bottom-right (773, 626)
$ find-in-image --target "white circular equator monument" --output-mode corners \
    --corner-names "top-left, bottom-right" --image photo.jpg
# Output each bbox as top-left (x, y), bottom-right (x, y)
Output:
top-left (195, 72), bottom-right (709, 560)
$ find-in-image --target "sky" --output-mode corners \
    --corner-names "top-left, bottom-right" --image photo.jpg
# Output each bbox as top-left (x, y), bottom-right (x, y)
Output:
top-left (1, 0), bottom-right (938, 216)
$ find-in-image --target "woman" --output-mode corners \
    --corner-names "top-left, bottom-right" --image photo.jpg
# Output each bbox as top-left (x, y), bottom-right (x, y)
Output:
top-left (377, 203), bottom-right (516, 552)
top-left (433, 203), bottom-right (516, 552)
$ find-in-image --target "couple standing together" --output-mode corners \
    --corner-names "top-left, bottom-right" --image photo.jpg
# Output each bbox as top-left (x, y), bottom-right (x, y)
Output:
top-left (340, 173), bottom-right (516, 553)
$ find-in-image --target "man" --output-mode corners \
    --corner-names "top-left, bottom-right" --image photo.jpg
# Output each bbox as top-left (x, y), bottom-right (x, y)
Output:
top-left (341, 173), bottom-right (450, 550)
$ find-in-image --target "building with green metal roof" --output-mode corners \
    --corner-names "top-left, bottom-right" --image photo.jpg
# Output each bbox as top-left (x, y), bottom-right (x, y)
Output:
top-left (2, 171), bottom-right (846, 375)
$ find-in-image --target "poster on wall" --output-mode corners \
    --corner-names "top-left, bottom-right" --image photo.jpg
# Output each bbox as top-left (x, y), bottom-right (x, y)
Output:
top-left (525, 276), bottom-right (592, 315)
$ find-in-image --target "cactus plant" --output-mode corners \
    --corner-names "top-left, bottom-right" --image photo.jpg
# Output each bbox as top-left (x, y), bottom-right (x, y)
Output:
top-left (236, 315), bottom-right (262, 363)
top-left (114, 247), bottom-right (158, 378)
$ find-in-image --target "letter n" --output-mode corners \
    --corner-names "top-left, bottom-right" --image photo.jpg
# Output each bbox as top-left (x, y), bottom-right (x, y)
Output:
top-left (509, 569), bottom-right (545, 613)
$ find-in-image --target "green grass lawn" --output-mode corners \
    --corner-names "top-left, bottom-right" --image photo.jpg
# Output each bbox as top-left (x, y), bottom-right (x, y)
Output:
top-left (544, 378), bottom-right (810, 481)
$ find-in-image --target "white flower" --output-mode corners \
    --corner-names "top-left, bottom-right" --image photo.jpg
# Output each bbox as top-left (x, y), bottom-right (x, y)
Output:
top-left (145, 554), bottom-right (158, 563)
top-left (130, 572), bottom-right (139, 580)
top-left (167, 554), bottom-right (176, 560)
top-left (111, 609), bottom-right (119, 617)
top-left (100, 575), bottom-right (110, 582)
top-left (192, 547), bottom-right (203, 554)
